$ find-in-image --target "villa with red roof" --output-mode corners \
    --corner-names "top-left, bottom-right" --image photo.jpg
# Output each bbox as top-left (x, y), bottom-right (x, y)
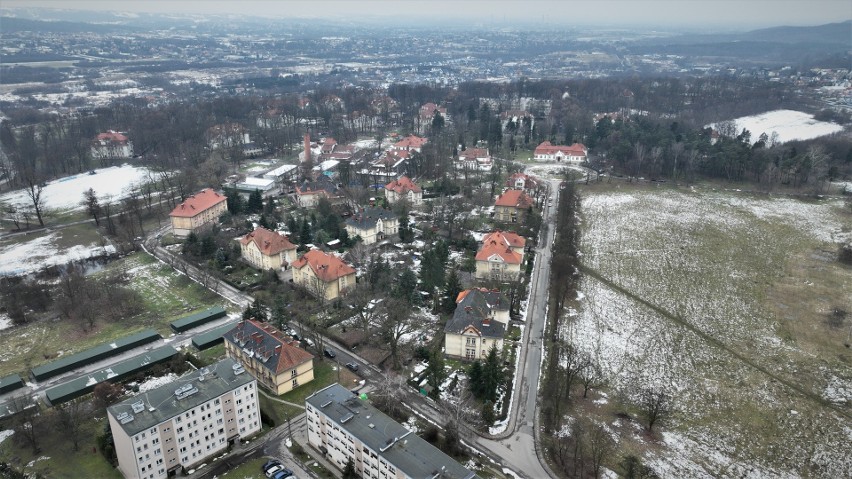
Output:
top-left (91, 130), bottom-right (133, 159)
top-left (456, 147), bottom-right (493, 171)
top-left (385, 176), bottom-right (423, 206)
top-left (506, 172), bottom-right (540, 193)
top-left (239, 227), bottom-right (297, 270)
top-left (291, 249), bottom-right (357, 301)
top-left (475, 231), bottom-right (526, 281)
top-left (390, 135), bottom-right (428, 153)
top-left (169, 188), bottom-right (228, 238)
top-left (494, 189), bottom-right (534, 223)
top-left (223, 320), bottom-right (315, 395)
top-left (533, 141), bottom-right (588, 162)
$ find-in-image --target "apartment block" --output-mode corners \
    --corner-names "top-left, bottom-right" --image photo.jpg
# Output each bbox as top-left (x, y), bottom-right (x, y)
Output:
top-left (306, 383), bottom-right (477, 479)
top-left (107, 358), bottom-right (260, 479)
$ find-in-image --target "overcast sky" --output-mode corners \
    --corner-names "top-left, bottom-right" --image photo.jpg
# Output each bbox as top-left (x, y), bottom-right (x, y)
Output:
top-left (3, 0), bottom-right (851, 30)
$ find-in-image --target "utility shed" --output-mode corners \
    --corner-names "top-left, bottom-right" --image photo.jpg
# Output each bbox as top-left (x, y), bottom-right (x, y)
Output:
top-left (45, 346), bottom-right (178, 406)
top-left (30, 329), bottom-right (162, 381)
top-left (169, 306), bottom-right (227, 333)
top-left (0, 374), bottom-right (24, 394)
top-left (191, 322), bottom-right (237, 350)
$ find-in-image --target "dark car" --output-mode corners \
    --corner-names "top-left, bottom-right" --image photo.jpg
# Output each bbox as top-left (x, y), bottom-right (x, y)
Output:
top-left (345, 362), bottom-right (359, 372)
top-left (323, 348), bottom-right (336, 358)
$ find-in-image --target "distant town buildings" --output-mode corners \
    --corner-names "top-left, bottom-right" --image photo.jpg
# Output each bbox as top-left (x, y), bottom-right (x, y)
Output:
top-left (107, 358), bottom-right (260, 479)
top-left (169, 189), bottom-right (228, 238)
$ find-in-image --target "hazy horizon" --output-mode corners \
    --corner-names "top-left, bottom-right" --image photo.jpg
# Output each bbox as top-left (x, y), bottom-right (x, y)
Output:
top-left (3, 0), bottom-right (852, 31)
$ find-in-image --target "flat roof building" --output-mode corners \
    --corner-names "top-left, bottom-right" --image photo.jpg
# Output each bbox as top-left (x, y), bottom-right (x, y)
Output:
top-left (107, 358), bottom-right (260, 479)
top-left (306, 383), bottom-right (478, 479)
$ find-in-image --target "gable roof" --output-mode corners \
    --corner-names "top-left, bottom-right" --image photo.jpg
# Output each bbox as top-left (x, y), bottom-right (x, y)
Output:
top-left (296, 177), bottom-right (339, 197)
top-left (481, 230), bottom-right (526, 249)
top-left (240, 227), bottom-right (296, 256)
top-left (385, 176), bottom-right (421, 194)
top-left (169, 189), bottom-right (227, 218)
top-left (392, 135), bottom-right (428, 150)
top-left (345, 207), bottom-right (398, 230)
top-left (458, 148), bottom-right (489, 160)
top-left (95, 130), bottom-right (129, 144)
top-left (291, 249), bottom-right (356, 282)
top-left (494, 189), bottom-right (533, 209)
top-left (506, 172), bottom-right (539, 189)
top-left (534, 141), bottom-right (587, 156)
top-left (223, 320), bottom-right (314, 375)
top-left (444, 289), bottom-right (506, 338)
top-left (475, 238), bottom-right (523, 264)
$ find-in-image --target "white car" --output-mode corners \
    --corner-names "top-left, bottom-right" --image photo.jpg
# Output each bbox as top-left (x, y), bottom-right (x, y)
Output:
top-left (265, 465), bottom-right (285, 478)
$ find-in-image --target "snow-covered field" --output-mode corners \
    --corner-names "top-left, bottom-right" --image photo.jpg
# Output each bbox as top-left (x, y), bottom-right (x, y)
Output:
top-left (0, 232), bottom-right (115, 276)
top-left (711, 109), bottom-right (844, 145)
top-left (0, 164), bottom-right (150, 214)
top-left (565, 186), bottom-right (852, 477)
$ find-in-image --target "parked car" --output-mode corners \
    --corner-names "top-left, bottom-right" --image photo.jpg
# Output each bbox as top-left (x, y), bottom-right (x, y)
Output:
top-left (262, 460), bottom-right (282, 474)
top-left (273, 473), bottom-right (295, 479)
top-left (345, 362), bottom-right (359, 372)
top-left (266, 465), bottom-right (287, 478)
top-left (323, 348), bottom-right (336, 358)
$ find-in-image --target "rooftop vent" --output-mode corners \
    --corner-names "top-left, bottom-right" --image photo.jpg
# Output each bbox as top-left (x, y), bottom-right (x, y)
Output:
top-left (340, 413), bottom-right (354, 424)
top-left (116, 411), bottom-right (135, 424)
top-left (368, 423), bottom-right (375, 429)
top-left (232, 363), bottom-right (246, 375)
top-left (131, 400), bottom-right (145, 414)
top-left (175, 383), bottom-right (199, 400)
top-left (321, 401), bottom-right (332, 408)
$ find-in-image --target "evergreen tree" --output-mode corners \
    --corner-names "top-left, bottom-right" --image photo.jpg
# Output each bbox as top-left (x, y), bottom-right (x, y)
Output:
top-left (342, 457), bottom-right (359, 479)
top-left (481, 400), bottom-right (495, 424)
top-left (225, 188), bottom-right (243, 215)
top-left (200, 235), bottom-right (216, 257)
top-left (481, 346), bottom-right (504, 402)
top-left (182, 232), bottom-right (200, 256)
top-left (243, 299), bottom-right (268, 322)
top-left (398, 212), bottom-right (413, 243)
top-left (287, 215), bottom-right (299, 242)
top-left (300, 218), bottom-right (311, 247)
top-left (395, 269), bottom-right (418, 304)
top-left (442, 268), bottom-right (462, 314)
top-left (468, 360), bottom-right (483, 398)
top-left (426, 349), bottom-right (446, 399)
top-left (258, 214), bottom-right (272, 230)
top-left (420, 248), bottom-right (445, 293)
top-left (247, 189), bottom-right (264, 214)
top-left (264, 196), bottom-right (276, 215)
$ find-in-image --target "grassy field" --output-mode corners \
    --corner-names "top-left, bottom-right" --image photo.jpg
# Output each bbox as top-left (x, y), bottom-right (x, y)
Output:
top-left (0, 251), bottom-right (229, 377)
top-left (218, 456), bottom-right (267, 479)
top-left (564, 183), bottom-right (852, 477)
top-left (260, 360), bottom-right (360, 425)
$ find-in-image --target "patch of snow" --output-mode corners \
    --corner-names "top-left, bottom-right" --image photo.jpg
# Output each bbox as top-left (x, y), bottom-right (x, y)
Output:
top-left (0, 313), bottom-right (12, 331)
top-left (0, 232), bottom-right (117, 276)
top-left (137, 373), bottom-right (178, 393)
top-left (0, 430), bottom-right (13, 445)
top-left (709, 110), bottom-right (843, 145)
top-left (0, 164), bottom-right (151, 213)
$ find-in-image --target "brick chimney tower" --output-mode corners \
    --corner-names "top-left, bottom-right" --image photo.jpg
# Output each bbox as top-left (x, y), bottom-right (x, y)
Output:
top-left (303, 133), bottom-right (311, 164)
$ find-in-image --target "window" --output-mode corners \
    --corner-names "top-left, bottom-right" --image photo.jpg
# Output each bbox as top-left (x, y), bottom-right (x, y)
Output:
top-left (465, 348), bottom-right (476, 359)
top-left (292, 379), bottom-right (298, 388)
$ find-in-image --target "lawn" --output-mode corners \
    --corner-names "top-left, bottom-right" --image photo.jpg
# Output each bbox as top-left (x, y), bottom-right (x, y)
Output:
top-left (218, 456), bottom-right (267, 479)
top-left (260, 360), bottom-right (360, 425)
top-left (564, 183), bottom-right (852, 477)
top-left (0, 251), bottom-right (231, 377)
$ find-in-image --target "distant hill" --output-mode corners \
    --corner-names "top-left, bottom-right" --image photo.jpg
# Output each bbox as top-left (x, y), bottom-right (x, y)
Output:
top-left (738, 21), bottom-right (851, 45)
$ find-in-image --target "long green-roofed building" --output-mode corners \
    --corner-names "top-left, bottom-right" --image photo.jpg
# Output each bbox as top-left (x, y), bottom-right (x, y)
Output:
top-left (191, 322), bottom-right (237, 350)
top-left (31, 329), bottom-right (161, 381)
top-left (169, 306), bottom-right (227, 333)
top-left (45, 346), bottom-right (178, 405)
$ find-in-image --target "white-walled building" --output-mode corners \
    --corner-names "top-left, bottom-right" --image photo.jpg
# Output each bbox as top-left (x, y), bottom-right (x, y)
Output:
top-left (306, 383), bottom-right (477, 479)
top-left (92, 131), bottom-right (134, 159)
top-left (107, 359), bottom-right (260, 479)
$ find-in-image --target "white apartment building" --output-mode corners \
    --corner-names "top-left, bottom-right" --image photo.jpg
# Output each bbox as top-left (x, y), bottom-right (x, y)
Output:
top-left (306, 384), bottom-right (477, 479)
top-left (107, 359), bottom-right (260, 479)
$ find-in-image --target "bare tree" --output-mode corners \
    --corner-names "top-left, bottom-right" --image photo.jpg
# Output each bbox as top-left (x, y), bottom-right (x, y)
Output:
top-left (54, 398), bottom-right (87, 452)
top-left (380, 298), bottom-right (416, 370)
top-left (631, 143), bottom-right (646, 181)
top-left (588, 422), bottom-right (615, 478)
top-left (638, 386), bottom-right (674, 432)
top-left (579, 354), bottom-right (607, 398)
top-left (370, 372), bottom-right (409, 422)
top-left (670, 142), bottom-right (684, 179)
top-left (10, 395), bottom-right (43, 454)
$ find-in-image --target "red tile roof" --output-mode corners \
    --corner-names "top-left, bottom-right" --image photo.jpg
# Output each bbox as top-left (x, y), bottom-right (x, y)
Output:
top-left (475, 239), bottom-right (523, 264)
top-left (482, 230), bottom-right (526, 249)
top-left (95, 130), bottom-right (129, 143)
top-left (458, 148), bottom-right (489, 160)
top-left (534, 141), bottom-right (587, 156)
top-left (240, 227), bottom-right (296, 256)
top-left (169, 189), bottom-right (227, 218)
top-left (392, 135), bottom-right (428, 150)
top-left (291, 249), bottom-right (356, 283)
top-left (224, 320), bottom-right (314, 374)
top-left (494, 189), bottom-right (533, 209)
top-left (385, 176), bottom-right (422, 194)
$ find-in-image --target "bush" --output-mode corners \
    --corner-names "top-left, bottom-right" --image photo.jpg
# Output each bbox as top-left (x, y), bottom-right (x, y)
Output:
top-left (422, 425), bottom-right (440, 444)
top-left (839, 243), bottom-right (852, 265)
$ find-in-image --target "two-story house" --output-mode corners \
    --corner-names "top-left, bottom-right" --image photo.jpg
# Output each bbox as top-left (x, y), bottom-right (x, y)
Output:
top-left (91, 131), bottom-right (134, 160)
top-left (291, 249), bottom-right (357, 301)
top-left (533, 141), bottom-right (588, 162)
top-left (456, 147), bottom-right (493, 171)
top-left (222, 320), bottom-right (314, 395)
top-left (474, 230), bottom-right (526, 281)
top-left (493, 189), bottom-right (533, 223)
top-left (444, 288), bottom-right (510, 360)
top-left (238, 227), bottom-right (297, 270)
top-left (344, 208), bottom-right (399, 245)
top-left (384, 176), bottom-right (423, 206)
